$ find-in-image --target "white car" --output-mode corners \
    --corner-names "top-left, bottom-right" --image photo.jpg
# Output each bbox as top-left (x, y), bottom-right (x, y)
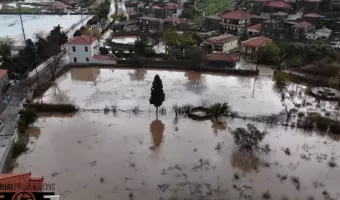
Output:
top-left (0, 121), bottom-right (3, 132)
top-left (305, 33), bottom-right (320, 40)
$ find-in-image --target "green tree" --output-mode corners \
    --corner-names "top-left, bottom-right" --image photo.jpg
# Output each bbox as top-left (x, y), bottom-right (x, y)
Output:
top-left (191, 33), bottom-right (203, 46)
top-left (163, 28), bottom-right (178, 48)
top-left (149, 74), bottom-right (165, 118)
top-left (118, 14), bottom-right (127, 22)
top-left (239, 31), bottom-right (249, 44)
top-left (232, 124), bottom-right (270, 154)
top-left (329, 72), bottom-right (340, 90)
top-left (134, 40), bottom-right (147, 56)
top-left (0, 37), bottom-right (15, 61)
top-left (180, 8), bottom-right (194, 19)
top-left (19, 39), bottom-right (40, 69)
top-left (260, 43), bottom-right (281, 64)
top-left (207, 103), bottom-right (231, 121)
top-left (47, 25), bottom-right (68, 46)
top-left (73, 29), bottom-right (81, 37)
top-left (185, 47), bottom-right (206, 68)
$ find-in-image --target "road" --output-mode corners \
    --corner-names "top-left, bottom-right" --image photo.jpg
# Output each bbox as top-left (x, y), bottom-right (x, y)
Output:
top-left (0, 53), bottom-right (68, 172)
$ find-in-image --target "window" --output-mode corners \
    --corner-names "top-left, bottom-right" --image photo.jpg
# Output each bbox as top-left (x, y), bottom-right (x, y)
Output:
top-left (85, 46), bottom-right (88, 52)
top-left (86, 57), bottom-right (89, 62)
top-left (73, 57), bottom-right (77, 63)
top-left (72, 46), bottom-right (76, 52)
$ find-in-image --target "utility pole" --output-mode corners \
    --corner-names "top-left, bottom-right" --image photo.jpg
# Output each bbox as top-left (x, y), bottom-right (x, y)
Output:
top-left (17, 3), bottom-right (27, 43)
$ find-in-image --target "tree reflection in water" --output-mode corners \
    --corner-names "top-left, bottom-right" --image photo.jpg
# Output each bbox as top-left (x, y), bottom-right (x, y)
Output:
top-left (27, 126), bottom-right (41, 139)
top-left (185, 71), bottom-right (206, 94)
top-left (129, 69), bottom-right (147, 81)
top-left (150, 120), bottom-right (165, 148)
top-left (231, 151), bottom-right (259, 173)
top-left (210, 119), bottom-right (227, 136)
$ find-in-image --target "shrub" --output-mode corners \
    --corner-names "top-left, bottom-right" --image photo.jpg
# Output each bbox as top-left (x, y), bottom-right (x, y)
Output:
top-left (274, 71), bottom-right (290, 85)
top-left (12, 141), bottom-right (28, 158)
top-left (18, 108), bottom-right (37, 134)
top-left (207, 103), bottom-right (231, 120)
top-left (232, 124), bottom-right (270, 154)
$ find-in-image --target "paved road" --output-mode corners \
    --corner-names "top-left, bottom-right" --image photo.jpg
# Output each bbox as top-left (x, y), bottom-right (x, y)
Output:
top-left (0, 53), bottom-right (68, 172)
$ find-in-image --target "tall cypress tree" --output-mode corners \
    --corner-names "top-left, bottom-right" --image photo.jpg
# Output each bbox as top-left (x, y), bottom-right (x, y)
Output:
top-left (149, 74), bottom-right (165, 117)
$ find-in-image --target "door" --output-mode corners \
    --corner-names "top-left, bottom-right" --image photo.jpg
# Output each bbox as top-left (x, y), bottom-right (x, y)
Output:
top-left (73, 57), bottom-right (77, 63)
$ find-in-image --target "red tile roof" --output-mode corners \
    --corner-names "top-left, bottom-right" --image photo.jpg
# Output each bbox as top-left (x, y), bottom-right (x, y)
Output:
top-left (207, 53), bottom-right (238, 62)
top-left (221, 10), bottom-right (250, 20)
top-left (0, 172), bottom-right (43, 192)
top-left (267, 1), bottom-right (291, 8)
top-left (205, 34), bottom-right (238, 45)
top-left (164, 3), bottom-right (183, 9)
top-left (292, 21), bottom-right (312, 28)
top-left (241, 36), bottom-right (272, 47)
top-left (248, 23), bottom-right (262, 31)
top-left (67, 35), bottom-right (97, 45)
top-left (304, 13), bottom-right (321, 18)
top-left (0, 69), bottom-right (8, 79)
top-left (93, 54), bottom-right (116, 60)
top-left (305, 0), bottom-right (322, 2)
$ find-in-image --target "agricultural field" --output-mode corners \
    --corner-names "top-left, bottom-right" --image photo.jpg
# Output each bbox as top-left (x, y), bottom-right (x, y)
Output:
top-left (196, 0), bottom-right (232, 16)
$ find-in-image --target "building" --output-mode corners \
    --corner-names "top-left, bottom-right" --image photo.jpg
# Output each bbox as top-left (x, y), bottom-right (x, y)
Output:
top-left (291, 21), bottom-right (313, 39)
top-left (44, 1), bottom-right (70, 13)
top-left (205, 15), bottom-right (222, 30)
top-left (67, 35), bottom-right (116, 64)
top-left (0, 172), bottom-right (43, 192)
top-left (220, 10), bottom-right (251, 34)
top-left (315, 27), bottom-right (332, 39)
top-left (248, 23), bottom-right (262, 37)
top-left (270, 11), bottom-right (288, 21)
top-left (203, 34), bottom-right (239, 52)
top-left (304, 0), bottom-right (322, 12)
top-left (0, 70), bottom-right (9, 96)
top-left (138, 16), bottom-right (164, 32)
top-left (241, 36), bottom-right (272, 55)
top-left (165, 16), bottom-right (192, 30)
top-left (164, 3), bottom-right (183, 17)
top-left (253, 0), bottom-right (270, 14)
top-left (266, 1), bottom-right (291, 13)
top-left (206, 53), bottom-right (238, 68)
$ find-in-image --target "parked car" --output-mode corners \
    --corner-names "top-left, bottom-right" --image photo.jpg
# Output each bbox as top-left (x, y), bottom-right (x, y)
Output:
top-left (0, 121), bottom-right (3, 132)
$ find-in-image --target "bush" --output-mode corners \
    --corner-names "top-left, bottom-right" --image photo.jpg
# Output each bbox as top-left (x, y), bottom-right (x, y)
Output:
top-left (274, 71), bottom-right (290, 85)
top-left (12, 141), bottom-right (28, 158)
top-left (18, 108), bottom-right (37, 134)
top-left (29, 103), bottom-right (78, 113)
top-left (207, 103), bottom-right (230, 120)
top-left (232, 124), bottom-right (270, 153)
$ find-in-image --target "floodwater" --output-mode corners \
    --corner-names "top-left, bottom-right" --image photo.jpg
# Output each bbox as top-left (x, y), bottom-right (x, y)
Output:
top-left (36, 67), bottom-right (284, 115)
top-left (15, 67), bottom-right (340, 199)
top-left (13, 113), bottom-right (340, 200)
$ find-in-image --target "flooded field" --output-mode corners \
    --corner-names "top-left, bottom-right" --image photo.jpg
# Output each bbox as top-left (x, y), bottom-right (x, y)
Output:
top-left (15, 67), bottom-right (340, 199)
top-left (13, 113), bottom-right (340, 200)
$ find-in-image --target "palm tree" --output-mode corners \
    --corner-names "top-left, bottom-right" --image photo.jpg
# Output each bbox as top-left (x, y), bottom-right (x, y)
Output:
top-left (207, 103), bottom-right (231, 121)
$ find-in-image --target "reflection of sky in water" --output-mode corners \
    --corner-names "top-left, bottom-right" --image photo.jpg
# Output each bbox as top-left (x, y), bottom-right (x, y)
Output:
top-left (39, 68), bottom-right (285, 115)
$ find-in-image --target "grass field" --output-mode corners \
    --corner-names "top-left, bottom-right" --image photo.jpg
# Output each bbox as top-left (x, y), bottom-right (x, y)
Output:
top-left (196, 0), bottom-right (232, 16)
top-left (5, 7), bottom-right (40, 14)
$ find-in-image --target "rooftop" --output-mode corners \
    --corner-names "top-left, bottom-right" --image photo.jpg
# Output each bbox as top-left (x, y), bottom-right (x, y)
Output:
top-left (292, 21), bottom-right (312, 28)
top-left (267, 1), bottom-right (291, 8)
top-left (304, 13), bottom-right (322, 18)
top-left (205, 34), bottom-right (238, 45)
top-left (305, 0), bottom-right (322, 2)
top-left (207, 53), bottom-right (238, 62)
top-left (0, 69), bottom-right (8, 79)
top-left (248, 23), bottom-right (262, 31)
top-left (241, 36), bottom-right (272, 47)
top-left (93, 54), bottom-right (116, 61)
top-left (67, 35), bottom-right (97, 45)
top-left (0, 172), bottom-right (43, 192)
top-left (271, 11), bottom-right (288, 15)
top-left (164, 3), bottom-right (183, 9)
top-left (221, 10), bottom-right (250, 20)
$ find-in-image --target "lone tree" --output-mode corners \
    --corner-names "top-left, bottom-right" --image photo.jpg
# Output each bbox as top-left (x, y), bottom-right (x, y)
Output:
top-left (150, 75), bottom-right (165, 117)
top-left (232, 124), bottom-right (270, 154)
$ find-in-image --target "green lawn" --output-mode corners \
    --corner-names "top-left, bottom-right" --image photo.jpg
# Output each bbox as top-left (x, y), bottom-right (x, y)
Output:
top-left (5, 7), bottom-right (40, 14)
top-left (196, 0), bottom-right (232, 16)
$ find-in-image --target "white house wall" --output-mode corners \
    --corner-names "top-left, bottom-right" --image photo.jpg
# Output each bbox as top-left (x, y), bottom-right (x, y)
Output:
top-left (223, 39), bottom-right (239, 52)
top-left (67, 41), bottom-right (99, 63)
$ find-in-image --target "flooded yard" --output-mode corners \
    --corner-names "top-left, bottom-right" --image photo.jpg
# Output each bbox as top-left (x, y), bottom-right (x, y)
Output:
top-left (15, 67), bottom-right (340, 199)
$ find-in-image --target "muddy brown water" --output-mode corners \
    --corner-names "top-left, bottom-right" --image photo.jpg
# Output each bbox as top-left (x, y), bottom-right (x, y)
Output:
top-left (14, 67), bottom-right (340, 200)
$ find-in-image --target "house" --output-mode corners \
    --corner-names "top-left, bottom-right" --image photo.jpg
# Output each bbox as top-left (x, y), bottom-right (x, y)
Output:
top-left (241, 36), bottom-right (272, 55)
top-left (303, 13), bottom-right (323, 23)
top-left (291, 21), bottom-right (313, 39)
top-left (253, 0), bottom-right (270, 14)
top-left (266, 1), bottom-right (291, 13)
top-left (270, 11), bottom-right (288, 21)
top-left (138, 16), bottom-right (164, 32)
top-left (164, 3), bottom-right (183, 17)
top-left (206, 53), bottom-right (238, 68)
top-left (315, 27), bottom-right (332, 39)
top-left (304, 0), bottom-right (321, 12)
top-left (165, 16), bottom-right (192, 30)
top-left (220, 10), bottom-right (251, 34)
top-left (45, 1), bottom-right (70, 13)
top-left (152, 5), bottom-right (165, 18)
top-left (67, 35), bottom-right (116, 64)
top-left (203, 34), bottom-right (239, 52)
top-left (0, 172), bottom-right (43, 192)
top-left (0, 70), bottom-right (9, 96)
top-left (205, 15), bottom-right (222, 30)
top-left (248, 23), bottom-right (262, 37)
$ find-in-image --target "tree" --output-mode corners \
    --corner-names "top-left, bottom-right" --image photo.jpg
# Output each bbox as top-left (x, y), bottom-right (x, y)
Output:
top-left (207, 103), bottom-right (231, 121)
top-left (0, 37), bottom-right (15, 61)
top-left (185, 47), bottom-right (206, 68)
top-left (163, 28), bottom-right (178, 48)
top-left (73, 29), bottom-right (81, 37)
top-left (49, 46), bottom-right (63, 81)
top-left (232, 124), bottom-right (270, 154)
top-left (239, 30), bottom-right (249, 44)
top-left (191, 33), bottom-right (203, 46)
top-left (260, 43), bottom-right (281, 64)
top-left (118, 14), bottom-right (127, 22)
top-left (134, 40), bottom-right (147, 56)
top-left (329, 72), bottom-right (340, 90)
top-left (81, 28), bottom-right (101, 39)
top-left (47, 25), bottom-right (68, 46)
top-left (149, 75), bottom-right (165, 117)
top-left (19, 39), bottom-right (40, 69)
top-left (180, 8), bottom-right (194, 19)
